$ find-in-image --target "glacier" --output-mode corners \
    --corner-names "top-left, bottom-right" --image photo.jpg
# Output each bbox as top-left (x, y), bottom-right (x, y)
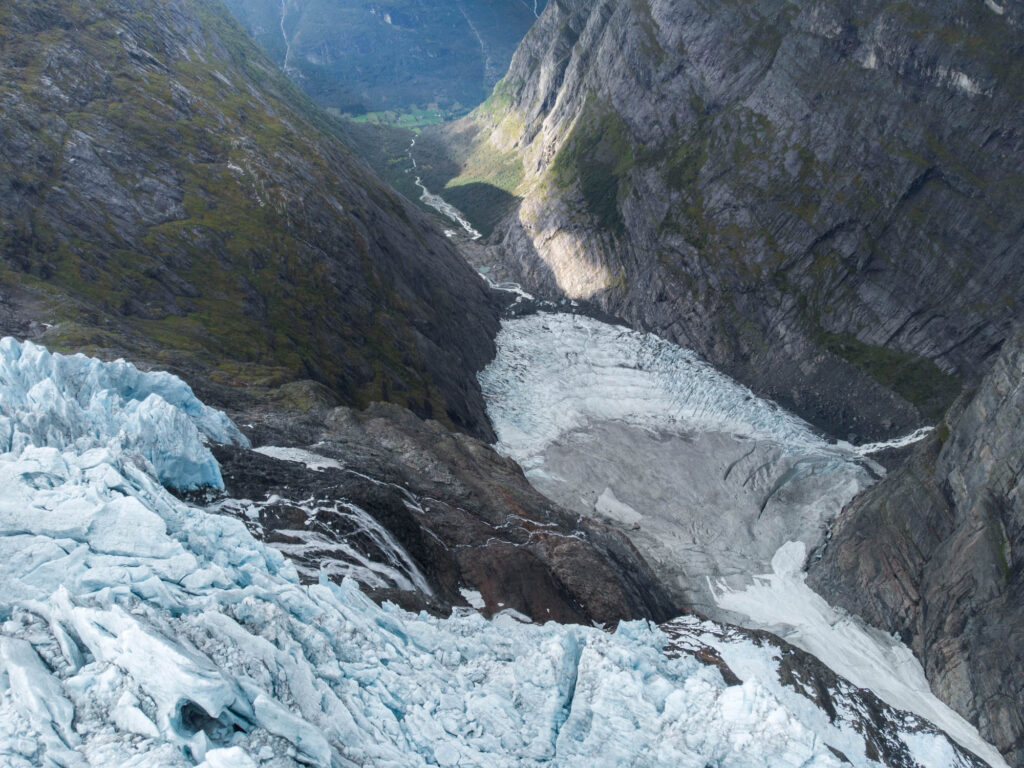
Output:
top-left (478, 313), bottom-right (1005, 767)
top-left (0, 337), bottom-right (997, 768)
top-left (0, 338), bottom-right (247, 489)
top-left (478, 313), bottom-right (883, 612)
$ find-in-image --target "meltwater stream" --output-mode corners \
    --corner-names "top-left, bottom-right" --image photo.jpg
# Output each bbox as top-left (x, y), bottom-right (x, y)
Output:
top-left (406, 138), bottom-right (481, 240)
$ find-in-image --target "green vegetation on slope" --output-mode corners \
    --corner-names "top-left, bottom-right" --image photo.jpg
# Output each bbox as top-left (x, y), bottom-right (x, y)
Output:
top-left (0, 0), bottom-right (497, 435)
top-left (817, 331), bottom-right (961, 419)
top-left (550, 96), bottom-right (635, 237)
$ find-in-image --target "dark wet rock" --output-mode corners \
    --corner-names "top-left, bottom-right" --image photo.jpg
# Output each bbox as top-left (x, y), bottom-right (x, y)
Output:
top-left (210, 401), bottom-right (680, 627)
top-left (809, 330), bottom-right (1024, 765)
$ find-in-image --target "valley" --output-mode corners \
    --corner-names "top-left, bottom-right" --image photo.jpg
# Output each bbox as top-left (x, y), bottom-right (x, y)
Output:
top-left (0, 0), bottom-right (1021, 766)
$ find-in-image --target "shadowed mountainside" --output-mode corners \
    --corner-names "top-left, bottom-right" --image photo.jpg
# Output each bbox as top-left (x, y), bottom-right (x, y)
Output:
top-left (428, 0), bottom-right (1024, 443)
top-left (0, 0), bottom-right (502, 438)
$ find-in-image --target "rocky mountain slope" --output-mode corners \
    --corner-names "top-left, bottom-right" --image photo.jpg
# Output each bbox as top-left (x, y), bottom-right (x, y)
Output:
top-left (0, 0), bottom-right (500, 439)
top-left (223, 0), bottom-right (547, 116)
top-left (0, 0), bottom-right (685, 640)
top-left (809, 329), bottom-right (1024, 765)
top-left (427, 0), bottom-right (1024, 442)
top-left (209, 400), bottom-right (679, 626)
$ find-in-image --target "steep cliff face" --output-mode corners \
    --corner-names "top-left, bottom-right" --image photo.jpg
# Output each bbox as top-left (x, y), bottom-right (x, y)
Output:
top-left (808, 330), bottom-right (1024, 765)
top-left (0, 0), bottom-right (500, 438)
top-left (438, 0), bottom-right (1024, 440)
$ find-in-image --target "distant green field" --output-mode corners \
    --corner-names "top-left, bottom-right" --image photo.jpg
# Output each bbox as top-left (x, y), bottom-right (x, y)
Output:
top-left (338, 105), bottom-right (470, 130)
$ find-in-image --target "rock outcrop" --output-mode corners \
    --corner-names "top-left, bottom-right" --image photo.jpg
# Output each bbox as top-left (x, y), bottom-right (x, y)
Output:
top-left (0, 0), bottom-right (500, 439)
top-left (210, 401), bottom-right (679, 627)
top-left (809, 330), bottom-right (1024, 765)
top-left (430, 0), bottom-right (1024, 441)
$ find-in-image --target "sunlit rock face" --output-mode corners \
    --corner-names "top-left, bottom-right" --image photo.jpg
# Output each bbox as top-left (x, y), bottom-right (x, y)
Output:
top-left (461, 0), bottom-right (1024, 444)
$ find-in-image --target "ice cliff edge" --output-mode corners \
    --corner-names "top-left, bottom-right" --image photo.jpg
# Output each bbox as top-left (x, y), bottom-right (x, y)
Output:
top-left (0, 337), bottom-right (248, 490)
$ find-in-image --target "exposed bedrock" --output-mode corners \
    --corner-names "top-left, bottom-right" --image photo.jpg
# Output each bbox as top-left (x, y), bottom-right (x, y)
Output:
top-left (437, 0), bottom-right (1024, 442)
top-left (809, 330), bottom-right (1024, 765)
top-left (211, 401), bottom-right (679, 628)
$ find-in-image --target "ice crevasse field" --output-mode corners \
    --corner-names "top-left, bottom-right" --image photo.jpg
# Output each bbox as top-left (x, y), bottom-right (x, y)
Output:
top-left (0, 335), bottom-right (1004, 768)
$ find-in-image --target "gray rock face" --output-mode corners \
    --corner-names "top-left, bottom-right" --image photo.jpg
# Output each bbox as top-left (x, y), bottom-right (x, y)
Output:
top-left (0, 0), bottom-right (501, 439)
top-left (808, 330), bottom-right (1024, 765)
top-left (453, 0), bottom-right (1024, 441)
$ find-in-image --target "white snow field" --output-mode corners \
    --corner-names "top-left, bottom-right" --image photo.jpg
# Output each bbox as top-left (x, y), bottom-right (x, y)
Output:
top-left (0, 337), bottom-right (901, 767)
top-left (478, 313), bottom-right (890, 612)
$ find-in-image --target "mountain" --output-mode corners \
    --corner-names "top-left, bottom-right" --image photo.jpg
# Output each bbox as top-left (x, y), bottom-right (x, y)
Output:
top-left (422, 0), bottom-right (1024, 443)
top-left (0, 0), bottom-right (500, 439)
top-left (222, 0), bottom-right (547, 117)
top-left (411, 1), bottom-right (1024, 761)
top-left (1, 0), bottom-right (1020, 764)
top-left (0, 0), bottom-right (696, 638)
top-left (809, 328), bottom-right (1024, 765)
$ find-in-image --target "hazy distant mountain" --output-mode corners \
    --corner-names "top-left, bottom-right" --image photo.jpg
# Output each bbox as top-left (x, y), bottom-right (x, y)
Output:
top-left (222, 0), bottom-right (547, 115)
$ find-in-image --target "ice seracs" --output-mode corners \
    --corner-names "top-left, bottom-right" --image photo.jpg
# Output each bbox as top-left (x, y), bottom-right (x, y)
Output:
top-left (713, 542), bottom-right (1010, 768)
top-left (0, 337), bottom-right (246, 489)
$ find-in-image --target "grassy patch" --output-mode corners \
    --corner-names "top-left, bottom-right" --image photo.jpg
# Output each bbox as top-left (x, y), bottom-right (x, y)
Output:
top-left (818, 331), bottom-right (961, 418)
top-left (550, 97), bottom-right (635, 236)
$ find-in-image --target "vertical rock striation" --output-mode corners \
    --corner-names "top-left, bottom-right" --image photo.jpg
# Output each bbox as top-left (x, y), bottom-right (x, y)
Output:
top-left (809, 330), bottom-right (1024, 765)
top-left (441, 0), bottom-right (1024, 441)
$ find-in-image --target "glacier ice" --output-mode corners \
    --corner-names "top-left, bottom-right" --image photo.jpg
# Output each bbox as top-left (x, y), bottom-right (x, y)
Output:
top-left (478, 313), bottom-right (831, 462)
top-left (0, 338), bottom-right (247, 489)
top-left (478, 314), bottom-right (1004, 767)
top-left (0, 337), bottom-right (997, 768)
top-left (713, 542), bottom-right (1010, 768)
top-left (478, 314), bottom-right (879, 612)
top-left (0, 338), bottom-right (855, 768)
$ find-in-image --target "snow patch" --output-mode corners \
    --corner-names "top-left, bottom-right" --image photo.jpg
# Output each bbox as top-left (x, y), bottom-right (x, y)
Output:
top-left (253, 445), bottom-right (343, 471)
top-left (594, 487), bottom-right (643, 528)
top-left (459, 588), bottom-right (487, 610)
top-left (952, 71), bottom-right (984, 96)
top-left (714, 542), bottom-right (1009, 768)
